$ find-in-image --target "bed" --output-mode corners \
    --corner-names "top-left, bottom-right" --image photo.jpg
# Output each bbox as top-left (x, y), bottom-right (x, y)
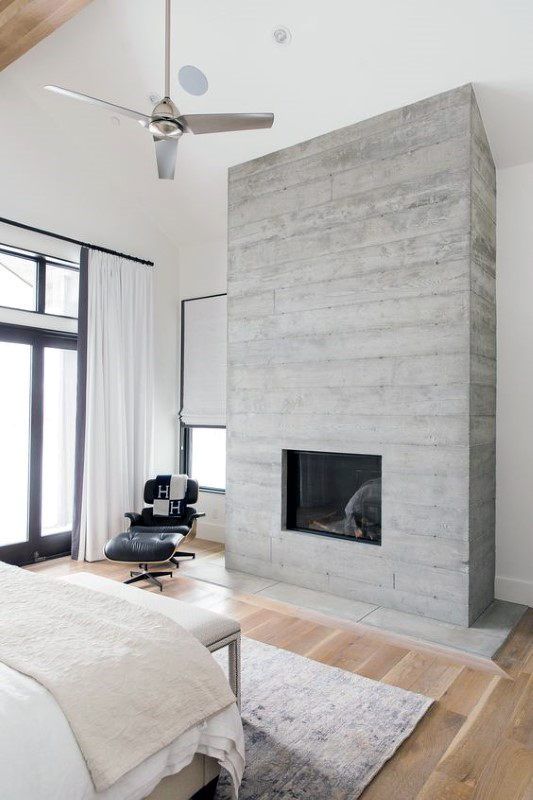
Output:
top-left (0, 564), bottom-right (244, 800)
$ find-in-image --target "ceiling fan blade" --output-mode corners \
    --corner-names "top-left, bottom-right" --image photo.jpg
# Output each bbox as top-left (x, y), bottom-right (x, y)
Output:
top-left (177, 112), bottom-right (274, 135)
top-left (154, 137), bottom-right (178, 180)
top-left (44, 85), bottom-right (151, 127)
top-left (178, 65), bottom-right (209, 96)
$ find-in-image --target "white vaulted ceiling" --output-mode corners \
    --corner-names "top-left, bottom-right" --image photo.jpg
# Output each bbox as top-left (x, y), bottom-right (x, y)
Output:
top-left (1, 0), bottom-right (533, 249)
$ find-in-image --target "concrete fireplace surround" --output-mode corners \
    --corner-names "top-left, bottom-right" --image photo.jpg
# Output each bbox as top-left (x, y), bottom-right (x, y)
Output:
top-left (225, 84), bottom-right (496, 627)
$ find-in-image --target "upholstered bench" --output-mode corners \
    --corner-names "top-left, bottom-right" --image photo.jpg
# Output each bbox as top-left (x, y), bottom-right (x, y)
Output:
top-left (61, 572), bottom-right (241, 707)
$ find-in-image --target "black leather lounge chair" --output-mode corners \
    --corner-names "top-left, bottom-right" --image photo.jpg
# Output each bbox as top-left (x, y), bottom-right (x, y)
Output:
top-left (104, 477), bottom-right (205, 590)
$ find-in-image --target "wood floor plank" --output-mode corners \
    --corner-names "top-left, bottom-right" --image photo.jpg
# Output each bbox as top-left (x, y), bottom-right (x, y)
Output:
top-left (238, 608), bottom-right (283, 635)
top-left (508, 672), bottom-right (533, 748)
top-left (328, 634), bottom-right (385, 672)
top-left (310, 632), bottom-right (410, 682)
top-left (355, 642), bottom-right (410, 681)
top-left (383, 652), bottom-right (483, 700)
top-left (304, 630), bottom-right (362, 664)
top-left (280, 621), bottom-right (339, 657)
top-left (524, 775), bottom-right (533, 800)
top-left (246, 614), bottom-right (317, 648)
top-left (471, 737), bottom-right (533, 800)
top-left (440, 667), bottom-right (495, 717)
top-left (415, 770), bottom-right (475, 800)
top-left (381, 651), bottom-right (437, 690)
top-left (409, 659), bottom-right (464, 700)
top-left (358, 704), bottom-right (464, 800)
top-left (438, 672), bottom-right (529, 784)
top-left (192, 596), bottom-right (266, 621)
top-left (495, 609), bottom-right (533, 677)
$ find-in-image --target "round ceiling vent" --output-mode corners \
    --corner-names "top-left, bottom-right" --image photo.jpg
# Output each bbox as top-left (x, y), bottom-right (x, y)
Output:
top-left (272, 26), bottom-right (291, 45)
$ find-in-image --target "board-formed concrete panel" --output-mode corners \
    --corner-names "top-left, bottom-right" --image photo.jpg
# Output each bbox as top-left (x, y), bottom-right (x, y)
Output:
top-left (226, 85), bottom-right (496, 626)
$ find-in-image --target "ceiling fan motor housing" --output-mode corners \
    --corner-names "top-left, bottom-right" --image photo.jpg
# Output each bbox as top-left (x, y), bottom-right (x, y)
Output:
top-left (149, 96), bottom-right (183, 137)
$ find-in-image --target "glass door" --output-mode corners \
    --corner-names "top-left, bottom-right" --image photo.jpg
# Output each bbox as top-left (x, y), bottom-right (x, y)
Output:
top-left (40, 344), bottom-right (77, 556)
top-left (0, 326), bottom-right (77, 565)
top-left (0, 339), bottom-right (32, 559)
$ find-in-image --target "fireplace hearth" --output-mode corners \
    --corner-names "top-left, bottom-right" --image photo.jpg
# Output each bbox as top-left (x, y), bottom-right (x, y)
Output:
top-left (285, 450), bottom-right (382, 545)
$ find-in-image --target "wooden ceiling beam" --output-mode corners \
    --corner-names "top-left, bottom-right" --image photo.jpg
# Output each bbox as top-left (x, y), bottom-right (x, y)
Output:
top-left (0, 0), bottom-right (93, 72)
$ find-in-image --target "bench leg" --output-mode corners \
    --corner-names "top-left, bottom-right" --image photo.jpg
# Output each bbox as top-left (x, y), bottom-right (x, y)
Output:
top-left (228, 636), bottom-right (241, 711)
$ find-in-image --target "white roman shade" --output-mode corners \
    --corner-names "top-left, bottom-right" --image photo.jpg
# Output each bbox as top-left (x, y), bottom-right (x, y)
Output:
top-left (180, 294), bottom-right (227, 426)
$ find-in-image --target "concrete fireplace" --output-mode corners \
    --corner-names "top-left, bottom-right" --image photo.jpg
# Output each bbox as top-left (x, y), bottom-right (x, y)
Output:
top-left (225, 84), bottom-right (496, 626)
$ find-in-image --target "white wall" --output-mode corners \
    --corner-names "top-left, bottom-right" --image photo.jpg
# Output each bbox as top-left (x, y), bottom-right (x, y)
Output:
top-left (178, 239), bottom-right (227, 299)
top-left (496, 162), bottom-right (533, 606)
top-left (178, 238), bottom-right (227, 542)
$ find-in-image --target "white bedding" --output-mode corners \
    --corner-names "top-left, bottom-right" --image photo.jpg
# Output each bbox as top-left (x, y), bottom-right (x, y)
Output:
top-left (0, 659), bottom-right (244, 800)
top-left (0, 563), bottom-right (238, 791)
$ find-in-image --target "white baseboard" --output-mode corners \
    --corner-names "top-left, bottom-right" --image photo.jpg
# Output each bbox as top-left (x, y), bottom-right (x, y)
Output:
top-left (495, 575), bottom-right (533, 606)
top-left (196, 519), bottom-right (225, 544)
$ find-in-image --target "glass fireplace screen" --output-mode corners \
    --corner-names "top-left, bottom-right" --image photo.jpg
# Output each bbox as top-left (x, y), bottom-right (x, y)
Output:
top-left (285, 450), bottom-right (382, 545)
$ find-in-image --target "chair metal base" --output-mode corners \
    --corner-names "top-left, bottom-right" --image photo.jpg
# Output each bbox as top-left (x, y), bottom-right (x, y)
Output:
top-left (170, 551), bottom-right (196, 566)
top-left (124, 563), bottom-right (173, 591)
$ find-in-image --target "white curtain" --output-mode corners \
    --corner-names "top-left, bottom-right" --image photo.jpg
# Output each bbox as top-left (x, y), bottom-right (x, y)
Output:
top-left (76, 251), bottom-right (154, 561)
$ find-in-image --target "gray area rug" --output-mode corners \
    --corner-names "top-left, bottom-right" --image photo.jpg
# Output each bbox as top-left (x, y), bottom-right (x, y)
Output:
top-left (215, 637), bottom-right (432, 800)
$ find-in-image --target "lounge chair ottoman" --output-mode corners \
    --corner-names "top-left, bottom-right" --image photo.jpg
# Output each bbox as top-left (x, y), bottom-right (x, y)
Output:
top-left (104, 527), bottom-right (192, 590)
top-left (61, 572), bottom-right (241, 707)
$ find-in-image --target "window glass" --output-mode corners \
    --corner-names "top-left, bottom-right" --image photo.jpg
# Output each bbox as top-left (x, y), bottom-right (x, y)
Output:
top-left (45, 264), bottom-right (79, 317)
top-left (189, 427), bottom-right (226, 491)
top-left (0, 252), bottom-right (36, 310)
top-left (41, 347), bottom-right (77, 534)
top-left (0, 341), bottom-right (31, 545)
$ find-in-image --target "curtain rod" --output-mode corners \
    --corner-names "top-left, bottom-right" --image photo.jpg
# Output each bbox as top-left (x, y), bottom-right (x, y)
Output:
top-left (0, 216), bottom-right (154, 266)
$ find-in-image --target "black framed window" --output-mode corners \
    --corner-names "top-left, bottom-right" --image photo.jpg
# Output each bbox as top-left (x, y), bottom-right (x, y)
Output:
top-left (182, 425), bottom-right (226, 493)
top-left (0, 249), bottom-right (37, 310)
top-left (179, 293), bottom-right (227, 493)
top-left (0, 244), bottom-right (79, 319)
top-left (0, 242), bottom-right (78, 566)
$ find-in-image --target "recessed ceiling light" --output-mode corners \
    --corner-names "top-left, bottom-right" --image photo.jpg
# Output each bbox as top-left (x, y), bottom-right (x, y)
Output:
top-left (149, 93), bottom-right (161, 105)
top-left (272, 26), bottom-right (291, 46)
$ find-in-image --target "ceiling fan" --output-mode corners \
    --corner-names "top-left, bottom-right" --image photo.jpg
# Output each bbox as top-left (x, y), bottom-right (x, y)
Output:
top-left (44, 0), bottom-right (274, 180)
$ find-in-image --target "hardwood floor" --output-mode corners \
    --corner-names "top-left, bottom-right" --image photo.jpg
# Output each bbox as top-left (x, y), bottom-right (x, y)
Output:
top-left (29, 540), bottom-right (533, 800)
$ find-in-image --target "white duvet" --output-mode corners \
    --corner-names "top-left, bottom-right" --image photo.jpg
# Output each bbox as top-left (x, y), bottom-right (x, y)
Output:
top-left (0, 660), bottom-right (244, 800)
top-left (0, 563), bottom-right (240, 792)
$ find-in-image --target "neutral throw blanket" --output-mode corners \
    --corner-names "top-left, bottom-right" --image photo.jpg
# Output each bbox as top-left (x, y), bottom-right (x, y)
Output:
top-left (0, 563), bottom-right (235, 792)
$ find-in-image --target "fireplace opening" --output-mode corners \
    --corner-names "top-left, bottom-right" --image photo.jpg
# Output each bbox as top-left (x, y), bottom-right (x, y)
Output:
top-left (285, 450), bottom-right (382, 545)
